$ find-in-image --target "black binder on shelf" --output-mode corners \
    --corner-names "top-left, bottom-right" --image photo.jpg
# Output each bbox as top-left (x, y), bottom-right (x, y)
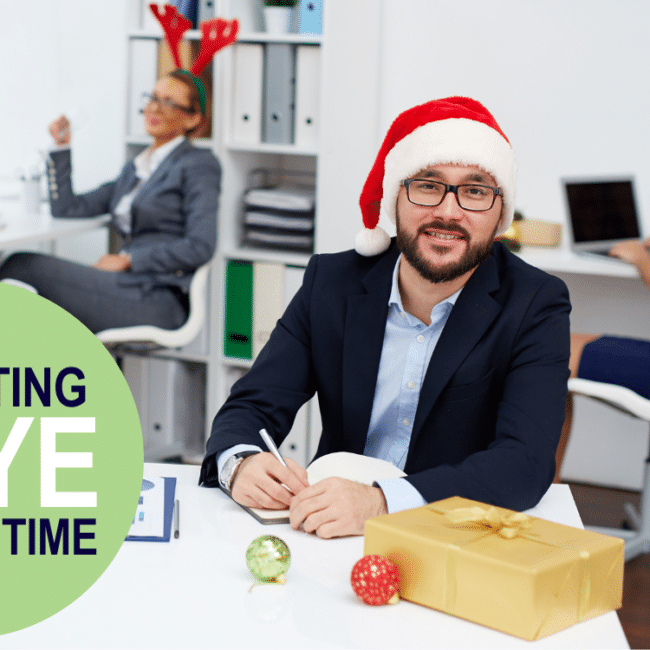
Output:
top-left (263, 44), bottom-right (296, 144)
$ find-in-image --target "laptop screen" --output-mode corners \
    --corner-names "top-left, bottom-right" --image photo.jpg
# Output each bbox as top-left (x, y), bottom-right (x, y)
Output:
top-left (564, 179), bottom-right (641, 250)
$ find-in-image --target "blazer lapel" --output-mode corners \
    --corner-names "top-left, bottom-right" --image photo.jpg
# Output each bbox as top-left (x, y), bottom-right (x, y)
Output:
top-left (135, 139), bottom-right (192, 204)
top-left (340, 246), bottom-right (399, 454)
top-left (410, 252), bottom-right (502, 448)
top-left (109, 162), bottom-right (138, 213)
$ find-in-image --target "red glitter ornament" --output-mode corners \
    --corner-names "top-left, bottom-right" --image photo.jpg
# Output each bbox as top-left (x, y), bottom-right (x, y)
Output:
top-left (350, 555), bottom-right (400, 606)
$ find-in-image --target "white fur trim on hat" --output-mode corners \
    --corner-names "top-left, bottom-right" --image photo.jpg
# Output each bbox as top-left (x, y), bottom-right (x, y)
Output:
top-left (354, 226), bottom-right (391, 257)
top-left (382, 118), bottom-right (517, 235)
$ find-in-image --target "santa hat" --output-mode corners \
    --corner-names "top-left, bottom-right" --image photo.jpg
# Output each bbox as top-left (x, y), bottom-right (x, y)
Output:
top-left (355, 96), bottom-right (516, 256)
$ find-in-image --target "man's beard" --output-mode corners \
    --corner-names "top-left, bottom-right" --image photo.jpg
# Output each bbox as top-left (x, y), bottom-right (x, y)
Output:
top-left (396, 212), bottom-right (498, 283)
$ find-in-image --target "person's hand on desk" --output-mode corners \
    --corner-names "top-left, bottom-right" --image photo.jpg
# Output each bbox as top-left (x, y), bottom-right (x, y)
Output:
top-left (609, 239), bottom-right (650, 289)
top-left (49, 115), bottom-right (71, 146)
top-left (289, 478), bottom-right (388, 539)
top-left (609, 239), bottom-right (649, 266)
top-left (93, 254), bottom-right (131, 272)
top-left (231, 452), bottom-right (308, 509)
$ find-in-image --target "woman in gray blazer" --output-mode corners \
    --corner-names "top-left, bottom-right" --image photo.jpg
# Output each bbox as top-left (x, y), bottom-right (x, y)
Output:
top-left (0, 71), bottom-right (221, 333)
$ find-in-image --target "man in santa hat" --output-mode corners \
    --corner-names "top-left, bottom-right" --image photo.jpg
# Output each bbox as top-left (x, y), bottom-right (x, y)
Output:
top-left (201, 97), bottom-right (570, 539)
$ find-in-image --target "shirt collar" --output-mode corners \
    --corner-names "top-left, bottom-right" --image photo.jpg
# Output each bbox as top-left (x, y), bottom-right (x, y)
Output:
top-left (134, 135), bottom-right (185, 179)
top-left (388, 254), bottom-right (462, 320)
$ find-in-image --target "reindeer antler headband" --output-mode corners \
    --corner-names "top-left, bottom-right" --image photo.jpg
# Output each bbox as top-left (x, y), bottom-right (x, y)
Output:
top-left (149, 3), bottom-right (239, 114)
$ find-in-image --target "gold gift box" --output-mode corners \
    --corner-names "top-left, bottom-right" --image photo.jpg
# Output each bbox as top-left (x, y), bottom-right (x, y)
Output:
top-left (364, 496), bottom-right (624, 641)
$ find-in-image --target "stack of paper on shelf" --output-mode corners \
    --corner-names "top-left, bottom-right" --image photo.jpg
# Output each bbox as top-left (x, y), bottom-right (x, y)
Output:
top-left (242, 185), bottom-right (315, 252)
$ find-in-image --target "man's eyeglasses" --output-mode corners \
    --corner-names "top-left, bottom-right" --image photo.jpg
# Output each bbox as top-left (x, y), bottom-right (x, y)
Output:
top-left (402, 178), bottom-right (502, 212)
top-left (141, 92), bottom-right (195, 115)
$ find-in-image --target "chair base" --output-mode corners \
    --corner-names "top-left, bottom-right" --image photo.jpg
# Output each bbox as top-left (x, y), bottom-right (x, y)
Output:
top-left (586, 454), bottom-right (650, 562)
top-left (624, 502), bottom-right (641, 530)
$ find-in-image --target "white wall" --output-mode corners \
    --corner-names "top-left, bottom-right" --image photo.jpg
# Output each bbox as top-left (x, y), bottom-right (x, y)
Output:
top-left (379, 0), bottom-right (650, 239)
top-left (1, 0), bottom-right (128, 188)
top-left (1, 0), bottom-right (128, 261)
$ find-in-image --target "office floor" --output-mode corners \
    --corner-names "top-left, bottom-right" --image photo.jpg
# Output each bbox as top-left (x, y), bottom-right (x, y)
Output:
top-left (568, 482), bottom-right (650, 649)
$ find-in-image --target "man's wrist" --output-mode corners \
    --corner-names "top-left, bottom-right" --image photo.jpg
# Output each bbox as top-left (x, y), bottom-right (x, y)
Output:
top-left (372, 485), bottom-right (389, 517)
top-left (221, 450), bottom-right (259, 491)
top-left (230, 454), bottom-right (256, 490)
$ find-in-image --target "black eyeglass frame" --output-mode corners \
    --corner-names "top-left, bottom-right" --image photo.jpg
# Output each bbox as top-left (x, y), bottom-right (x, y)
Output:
top-left (142, 92), bottom-right (196, 115)
top-left (402, 178), bottom-right (503, 212)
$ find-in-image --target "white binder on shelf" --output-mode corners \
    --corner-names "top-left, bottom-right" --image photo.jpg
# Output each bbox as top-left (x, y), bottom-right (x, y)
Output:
top-left (263, 43), bottom-right (295, 144)
top-left (197, 0), bottom-right (215, 23)
top-left (128, 38), bottom-right (158, 137)
top-left (284, 265), bottom-right (306, 309)
top-left (294, 45), bottom-right (320, 149)
top-left (231, 43), bottom-right (264, 145)
top-left (252, 261), bottom-right (285, 358)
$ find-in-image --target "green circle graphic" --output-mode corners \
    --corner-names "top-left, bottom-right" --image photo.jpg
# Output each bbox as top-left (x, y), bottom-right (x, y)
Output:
top-left (0, 285), bottom-right (144, 635)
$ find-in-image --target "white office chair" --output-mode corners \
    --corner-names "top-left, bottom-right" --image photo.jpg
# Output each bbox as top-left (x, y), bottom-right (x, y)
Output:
top-left (568, 377), bottom-right (650, 561)
top-left (96, 262), bottom-right (211, 349)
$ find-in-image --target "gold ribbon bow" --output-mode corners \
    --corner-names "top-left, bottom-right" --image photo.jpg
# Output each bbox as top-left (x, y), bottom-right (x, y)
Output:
top-left (445, 506), bottom-right (533, 539)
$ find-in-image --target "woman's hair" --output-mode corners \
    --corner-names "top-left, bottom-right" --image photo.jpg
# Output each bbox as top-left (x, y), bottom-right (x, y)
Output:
top-left (166, 70), bottom-right (205, 137)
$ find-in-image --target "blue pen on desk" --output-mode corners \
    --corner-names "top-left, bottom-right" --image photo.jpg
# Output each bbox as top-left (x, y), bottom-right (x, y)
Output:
top-left (259, 428), bottom-right (288, 468)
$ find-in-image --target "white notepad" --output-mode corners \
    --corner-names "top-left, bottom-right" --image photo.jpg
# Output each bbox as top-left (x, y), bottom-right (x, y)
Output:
top-left (221, 452), bottom-right (407, 525)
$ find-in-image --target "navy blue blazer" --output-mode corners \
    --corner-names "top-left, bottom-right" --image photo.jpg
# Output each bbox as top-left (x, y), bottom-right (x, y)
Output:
top-left (47, 139), bottom-right (221, 292)
top-left (201, 240), bottom-right (571, 511)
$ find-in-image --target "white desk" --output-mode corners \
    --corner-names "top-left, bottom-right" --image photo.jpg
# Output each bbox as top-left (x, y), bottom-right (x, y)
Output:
top-left (0, 200), bottom-right (110, 254)
top-left (1, 463), bottom-right (629, 649)
top-left (518, 246), bottom-right (639, 278)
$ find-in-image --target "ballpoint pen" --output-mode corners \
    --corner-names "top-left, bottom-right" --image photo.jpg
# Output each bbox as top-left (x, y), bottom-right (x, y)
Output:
top-left (259, 428), bottom-right (288, 468)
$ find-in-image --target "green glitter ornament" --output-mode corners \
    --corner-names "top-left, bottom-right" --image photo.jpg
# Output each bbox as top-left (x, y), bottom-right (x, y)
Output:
top-left (246, 535), bottom-right (291, 583)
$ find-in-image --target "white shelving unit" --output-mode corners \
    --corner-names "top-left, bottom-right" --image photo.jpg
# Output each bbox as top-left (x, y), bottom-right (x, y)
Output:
top-left (122, 0), bottom-right (329, 465)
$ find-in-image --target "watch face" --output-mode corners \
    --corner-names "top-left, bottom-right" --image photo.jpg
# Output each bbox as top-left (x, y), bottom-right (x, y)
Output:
top-left (221, 456), bottom-right (239, 490)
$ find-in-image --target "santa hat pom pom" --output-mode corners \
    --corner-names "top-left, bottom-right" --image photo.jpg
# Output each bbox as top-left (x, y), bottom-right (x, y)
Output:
top-left (355, 226), bottom-right (391, 257)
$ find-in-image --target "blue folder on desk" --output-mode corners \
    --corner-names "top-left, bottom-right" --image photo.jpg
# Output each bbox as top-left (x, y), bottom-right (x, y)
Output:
top-left (125, 477), bottom-right (177, 542)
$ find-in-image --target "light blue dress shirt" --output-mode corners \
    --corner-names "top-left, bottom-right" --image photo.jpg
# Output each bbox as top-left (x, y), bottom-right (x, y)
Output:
top-left (367, 256), bottom-right (460, 512)
top-left (217, 255), bottom-right (461, 514)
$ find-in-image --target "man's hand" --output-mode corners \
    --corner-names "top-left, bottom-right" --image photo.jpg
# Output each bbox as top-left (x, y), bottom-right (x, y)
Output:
top-left (93, 254), bottom-right (131, 272)
top-left (289, 477), bottom-right (388, 539)
top-left (231, 452), bottom-right (309, 510)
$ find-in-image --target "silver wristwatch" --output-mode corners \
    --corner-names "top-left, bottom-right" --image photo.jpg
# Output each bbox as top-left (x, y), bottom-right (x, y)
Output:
top-left (221, 451), bottom-right (259, 491)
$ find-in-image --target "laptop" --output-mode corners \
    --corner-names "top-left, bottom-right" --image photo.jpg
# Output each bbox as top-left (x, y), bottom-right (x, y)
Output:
top-left (563, 177), bottom-right (643, 258)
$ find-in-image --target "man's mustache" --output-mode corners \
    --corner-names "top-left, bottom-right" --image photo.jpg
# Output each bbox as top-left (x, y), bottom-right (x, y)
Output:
top-left (417, 221), bottom-right (470, 239)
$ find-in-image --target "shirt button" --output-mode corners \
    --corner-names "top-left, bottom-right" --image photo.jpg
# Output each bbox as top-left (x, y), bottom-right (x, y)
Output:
top-left (402, 418), bottom-right (410, 427)
top-left (407, 381), bottom-right (415, 389)
top-left (417, 335), bottom-right (425, 343)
